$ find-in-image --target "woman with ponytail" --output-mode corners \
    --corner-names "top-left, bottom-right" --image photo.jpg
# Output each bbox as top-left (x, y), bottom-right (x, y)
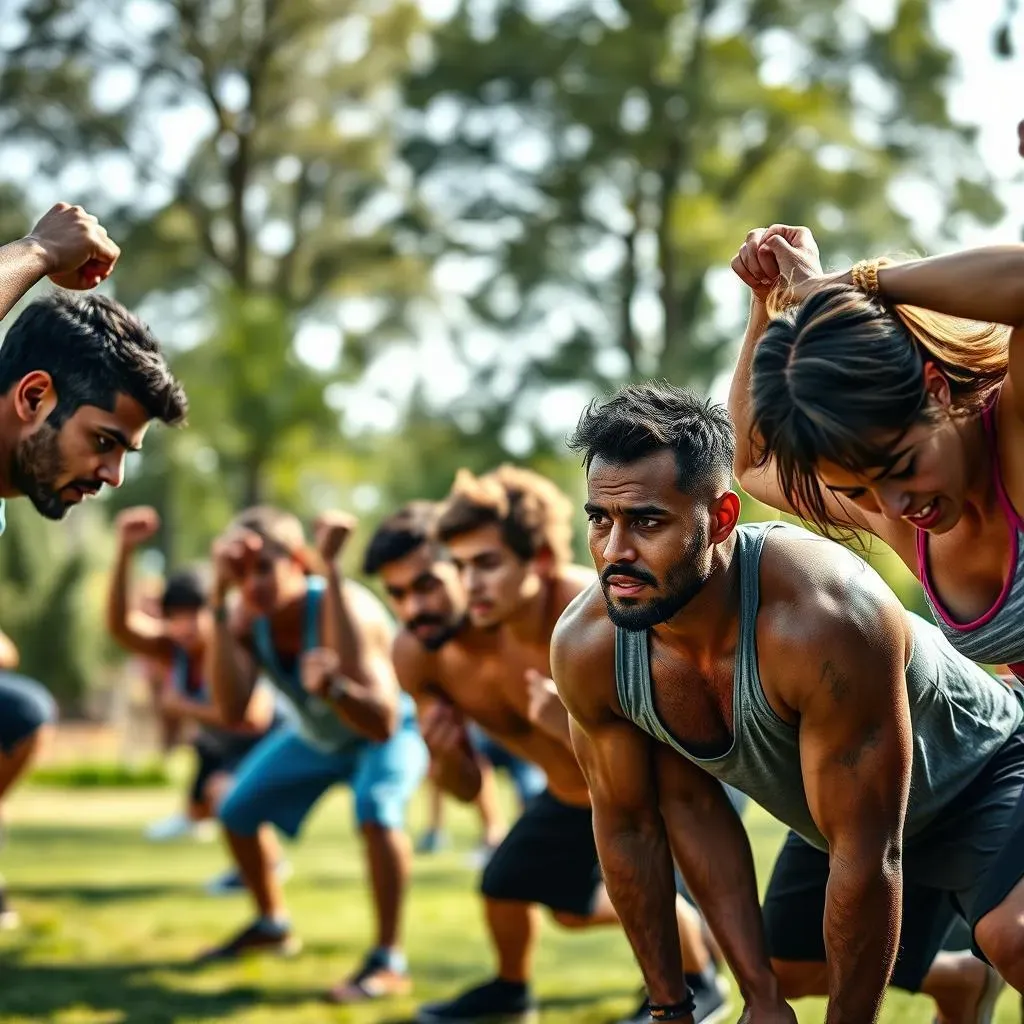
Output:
top-left (728, 224), bottom-right (1024, 678)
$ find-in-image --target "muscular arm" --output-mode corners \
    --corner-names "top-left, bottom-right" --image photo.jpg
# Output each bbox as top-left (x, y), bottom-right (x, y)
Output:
top-left (654, 747), bottom-right (783, 1009)
top-left (205, 606), bottom-right (259, 726)
top-left (784, 595), bottom-right (912, 1024)
top-left (0, 237), bottom-right (49, 321)
top-left (106, 541), bottom-right (173, 661)
top-left (393, 632), bottom-right (482, 801)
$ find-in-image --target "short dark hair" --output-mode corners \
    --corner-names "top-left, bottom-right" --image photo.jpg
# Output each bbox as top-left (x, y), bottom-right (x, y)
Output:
top-left (363, 502), bottom-right (442, 575)
top-left (437, 465), bottom-right (574, 565)
top-left (161, 568), bottom-right (207, 613)
top-left (0, 293), bottom-right (188, 426)
top-left (567, 381), bottom-right (735, 494)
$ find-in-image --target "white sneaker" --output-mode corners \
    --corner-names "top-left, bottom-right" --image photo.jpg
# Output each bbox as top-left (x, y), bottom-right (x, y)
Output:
top-left (144, 813), bottom-right (195, 842)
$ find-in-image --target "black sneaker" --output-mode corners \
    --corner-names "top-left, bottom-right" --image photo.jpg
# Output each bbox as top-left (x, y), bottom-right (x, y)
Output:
top-left (416, 978), bottom-right (538, 1023)
top-left (618, 969), bottom-right (730, 1024)
top-left (194, 919), bottom-right (301, 963)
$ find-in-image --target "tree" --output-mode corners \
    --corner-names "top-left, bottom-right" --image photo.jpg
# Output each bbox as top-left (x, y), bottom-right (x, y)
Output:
top-left (404, 0), bottom-right (1005, 403)
top-left (0, 0), bottom-right (430, 507)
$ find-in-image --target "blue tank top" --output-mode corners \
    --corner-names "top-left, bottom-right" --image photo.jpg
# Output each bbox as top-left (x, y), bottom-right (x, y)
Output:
top-left (615, 522), bottom-right (1024, 851)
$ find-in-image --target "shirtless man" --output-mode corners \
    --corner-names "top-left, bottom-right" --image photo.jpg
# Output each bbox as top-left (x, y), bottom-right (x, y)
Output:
top-left (393, 466), bottom-right (728, 1024)
top-left (362, 501), bottom-right (547, 860)
top-left (555, 382), bottom-right (1018, 1024)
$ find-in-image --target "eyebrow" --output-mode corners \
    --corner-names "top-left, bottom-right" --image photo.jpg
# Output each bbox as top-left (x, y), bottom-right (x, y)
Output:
top-left (101, 428), bottom-right (142, 453)
top-left (583, 502), bottom-right (669, 516)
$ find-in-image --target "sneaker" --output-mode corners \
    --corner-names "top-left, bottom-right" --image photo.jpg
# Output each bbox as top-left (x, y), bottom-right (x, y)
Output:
top-left (204, 860), bottom-right (293, 895)
top-left (194, 918), bottom-right (301, 963)
top-left (144, 813), bottom-right (197, 842)
top-left (326, 947), bottom-right (412, 1004)
top-left (0, 886), bottom-right (19, 931)
top-left (416, 829), bottom-right (448, 854)
top-left (618, 968), bottom-right (730, 1024)
top-left (416, 978), bottom-right (538, 1023)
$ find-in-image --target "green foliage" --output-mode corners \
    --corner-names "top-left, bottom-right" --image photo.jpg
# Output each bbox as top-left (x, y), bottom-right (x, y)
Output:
top-left (29, 761), bottom-right (171, 788)
top-left (0, 501), bottom-right (109, 712)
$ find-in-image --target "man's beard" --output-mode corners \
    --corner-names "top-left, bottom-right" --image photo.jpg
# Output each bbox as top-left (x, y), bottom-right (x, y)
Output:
top-left (10, 424), bottom-right (69, 520)
top-left (408, 612), bottom-right (467, 652)
top-left (601, 532), bottom-right (709, 632)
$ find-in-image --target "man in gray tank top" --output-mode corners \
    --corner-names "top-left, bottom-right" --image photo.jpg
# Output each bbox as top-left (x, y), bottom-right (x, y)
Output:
top-left (553, 382), bottom-right (1024, 1024)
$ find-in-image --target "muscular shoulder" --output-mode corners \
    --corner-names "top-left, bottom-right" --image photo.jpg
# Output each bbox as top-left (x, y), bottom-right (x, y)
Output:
top-left (551, 580), bottom-right (617, 723)
top-left (392, 628), bottom-right (437, 698)
top-left (754, 526), bottom-right (910, 710)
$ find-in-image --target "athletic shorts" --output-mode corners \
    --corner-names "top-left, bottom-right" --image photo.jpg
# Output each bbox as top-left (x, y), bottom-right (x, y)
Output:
top-left (763, 727), bottom-right (1024, 991)
top-left (0, 673), bottom-right (56, 755)
top-left (481, 789), bottom-right (602, 916)
top-left (218, 715), bottom-right (427, 838)
top-left (189, 735), bottom-right (266, 804)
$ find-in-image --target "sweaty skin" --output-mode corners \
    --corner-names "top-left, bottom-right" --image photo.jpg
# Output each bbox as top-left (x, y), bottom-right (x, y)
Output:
top-left (555, 469), bottom-right (913, 1023)
top-left (395, 566), bottom-right (595, 806)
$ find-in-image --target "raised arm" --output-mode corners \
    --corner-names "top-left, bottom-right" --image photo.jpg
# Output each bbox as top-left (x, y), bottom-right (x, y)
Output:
top-left (107, 507), bottom-right (173, 661)
top-left (782, 592), bottom-right (912, 1024)
top-left (392, 631), bottom-right (482, 801)
top-left (728, 226), bottom-right (871, 529)
top-left (206, 530), bottom-right (260, 725)
top-left (0, 203), bottom-right (120, 320)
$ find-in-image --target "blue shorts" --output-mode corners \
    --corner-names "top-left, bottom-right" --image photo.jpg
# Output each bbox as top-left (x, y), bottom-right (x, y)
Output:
top-left (0, 673), bottom-right (56, 755)
top-left (219, 717), bottom-right (427, 838)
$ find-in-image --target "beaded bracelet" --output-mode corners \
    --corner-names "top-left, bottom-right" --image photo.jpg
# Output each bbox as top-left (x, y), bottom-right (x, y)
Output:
top-left (648, 989), bottom-right (696, 1021)
top-left (850, 259), bottom-right (880, 297)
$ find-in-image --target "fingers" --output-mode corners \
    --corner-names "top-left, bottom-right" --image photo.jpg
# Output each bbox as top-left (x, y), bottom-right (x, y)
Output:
top-left (420, 701), bottom-right (465, 755)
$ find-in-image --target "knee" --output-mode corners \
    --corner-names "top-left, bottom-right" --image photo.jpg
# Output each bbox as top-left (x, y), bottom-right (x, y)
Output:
top-left (551, 910), bottom-right (592, 930)
top-left (770, 959), bottom-right (827, 1000)
top-left (218, 784), bottom-right (260, 835)
top-left (974, 910), bottom-right (1024, 978)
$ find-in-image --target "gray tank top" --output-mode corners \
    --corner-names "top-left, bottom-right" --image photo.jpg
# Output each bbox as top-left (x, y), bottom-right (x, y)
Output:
top-left (615, 521), bottom-right (1024, 851)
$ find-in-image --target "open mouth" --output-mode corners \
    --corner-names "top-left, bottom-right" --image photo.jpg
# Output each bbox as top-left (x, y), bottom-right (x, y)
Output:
top-left (904, 499), bottom-right (942, 530)
top-left (606, 576), bottom-right (649, 597)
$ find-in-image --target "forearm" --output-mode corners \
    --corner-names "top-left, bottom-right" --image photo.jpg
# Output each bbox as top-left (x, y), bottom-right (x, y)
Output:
top-left (106, 547), bottom-right (133, 643)
top-left (874, 246), bottom-right (1024, 328)
top-left (323, 566), bottom-right (369, 682)
top-left (324, 675), bottom-right (397, 741)
top-left (160, 693), bottom-right (246, 731)
top-left (668, 800), bottom-right (779, 1006)
top-left (594, 809), bottom-right (687, 1006)
top-left (206, 616), bottom-right (251, 724)
top-left (824, 849), bottom-right (902, 1024)
top-left (0, 237), bottom-right (48, 321)
top-left (727, 297), bottom-right (771, 478)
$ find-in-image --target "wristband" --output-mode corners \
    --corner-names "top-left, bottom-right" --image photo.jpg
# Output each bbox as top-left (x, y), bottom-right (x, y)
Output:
top-left (648, 989), bottom-right (695, 1021)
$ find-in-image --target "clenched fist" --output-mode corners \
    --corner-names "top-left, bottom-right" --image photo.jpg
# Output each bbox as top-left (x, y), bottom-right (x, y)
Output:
top-left (301, 647), bottom-right (341, 697)
top-left (115, 506), bottom-right (160, 549)
top-left (314, 511), bottom-right (357, 564)
top-left (211, 528), bottom-right (263, 591)
top-left (420, 698), bottom-right (471, 759)
top-left (26, 203), bottom-right (120, 290)
top-left (731, 225), bottom-right (821, 304)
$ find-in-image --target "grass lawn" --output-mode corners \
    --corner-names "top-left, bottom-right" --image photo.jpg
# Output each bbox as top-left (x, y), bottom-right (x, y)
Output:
top-left (0, 778), bottom-right (1020, 1024)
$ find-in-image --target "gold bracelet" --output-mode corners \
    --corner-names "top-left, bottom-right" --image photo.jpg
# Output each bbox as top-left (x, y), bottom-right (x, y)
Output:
top-left (851, 259), bottom-right (880, 297)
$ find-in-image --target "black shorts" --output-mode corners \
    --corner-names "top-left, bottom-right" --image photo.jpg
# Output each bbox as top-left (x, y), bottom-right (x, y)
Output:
top-left (764, 728), bottom-right (1024, 991)
top-left (481, 790), bottom-right (602, 916)
top-left (189, 735), bottom-right (263, 804)
top-left (0, 673), bottom-right (56, 755)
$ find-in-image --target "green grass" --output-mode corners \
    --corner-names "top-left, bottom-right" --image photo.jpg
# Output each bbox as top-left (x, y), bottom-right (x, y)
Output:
top-left (0, 783), bottom-right (1020, 1024)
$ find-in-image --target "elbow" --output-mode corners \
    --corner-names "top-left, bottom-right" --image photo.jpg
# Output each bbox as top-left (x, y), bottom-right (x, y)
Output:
top-left (831, 833), bottom-right (903, 888)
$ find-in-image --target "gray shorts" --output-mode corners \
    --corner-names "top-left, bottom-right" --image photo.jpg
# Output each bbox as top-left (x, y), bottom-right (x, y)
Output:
top-left (764, 727), bottom-right (1024, 990)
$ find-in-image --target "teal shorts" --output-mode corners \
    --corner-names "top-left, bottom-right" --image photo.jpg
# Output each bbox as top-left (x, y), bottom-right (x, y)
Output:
top-left (219, 712), bottom-right (427, 837)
